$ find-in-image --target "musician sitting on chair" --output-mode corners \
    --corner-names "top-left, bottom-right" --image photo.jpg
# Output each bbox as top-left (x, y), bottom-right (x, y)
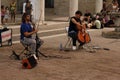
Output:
top-left (20, 13), bottom-right (38, 58)
top-left (68, 10), bottom-right (85, 50)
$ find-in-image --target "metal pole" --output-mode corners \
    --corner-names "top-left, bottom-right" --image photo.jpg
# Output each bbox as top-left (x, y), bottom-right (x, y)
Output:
top-left (0, 0), bottom-right (1, 25)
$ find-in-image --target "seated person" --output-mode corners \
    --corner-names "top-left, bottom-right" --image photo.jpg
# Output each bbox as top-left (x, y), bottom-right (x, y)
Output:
top-left (81, 16), bottom-right (92, 29)
top-left (68, 11), bottom-right (85, 50)
top-left (20, 13), bottom-right (38, 59)
top-left (112, 0), bottom-right (119, 12)
top-left (91, 17), bottom-right (101, 29)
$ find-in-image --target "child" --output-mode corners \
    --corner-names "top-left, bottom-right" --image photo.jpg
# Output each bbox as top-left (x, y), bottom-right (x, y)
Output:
top-left (1, 5), bottom-right (5, 24)
top-left (4, 6), bottom-right (10, 23)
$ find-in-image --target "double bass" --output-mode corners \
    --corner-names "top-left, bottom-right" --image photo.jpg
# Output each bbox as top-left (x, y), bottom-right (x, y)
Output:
top-left (77, 24), bottom-right (91, 43)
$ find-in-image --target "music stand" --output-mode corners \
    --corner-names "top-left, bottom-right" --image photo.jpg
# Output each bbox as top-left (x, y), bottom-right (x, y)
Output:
top-left (33, 12), bottom-right (48, 59)
top-left (35, 36), bottom-right (47, 59)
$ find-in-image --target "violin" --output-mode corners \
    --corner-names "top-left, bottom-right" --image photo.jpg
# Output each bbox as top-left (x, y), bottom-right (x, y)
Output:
top-left (77, 24), bottom-right (91, 43)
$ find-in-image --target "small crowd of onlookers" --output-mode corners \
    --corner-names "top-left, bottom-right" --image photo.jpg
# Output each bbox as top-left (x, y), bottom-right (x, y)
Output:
top-left (81, 0), bottom-right (120, 29)
top-left (1, 0), bottom-right (16, 25)
top-left (80, 11), bottom-right (114, 29)
top-left (1, 0), bottom-right (33, 25)
top-left (1, 0), bottom-right (120, 27)
top-left (80, 12), bottom-right (103, 29)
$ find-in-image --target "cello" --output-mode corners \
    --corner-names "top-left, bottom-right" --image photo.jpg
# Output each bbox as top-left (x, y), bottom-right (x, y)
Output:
top-left (77, 24), bottom-right (91, 43)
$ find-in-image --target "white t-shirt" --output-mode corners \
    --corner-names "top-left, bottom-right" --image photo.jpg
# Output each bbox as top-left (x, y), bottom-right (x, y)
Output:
top-left (23, 3), bottom-right (26, 13)
top-left (94, 20), bottom-right (101, 29)
top-left (23, 2), bottom-right (33, 14)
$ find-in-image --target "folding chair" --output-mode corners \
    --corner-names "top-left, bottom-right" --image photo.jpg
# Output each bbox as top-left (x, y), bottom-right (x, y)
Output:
top-left (10, 41), bottom-right (31, 60)
top-left (64, 27), bottom-right (72, 49)
top-left (19, 40), bottom-right (31, 57)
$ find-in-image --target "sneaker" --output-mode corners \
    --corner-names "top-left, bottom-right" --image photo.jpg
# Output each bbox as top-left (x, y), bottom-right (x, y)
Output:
top-left (72, 46), bottom-right (77, 50)
top-left (33, 54), bottom-right (38, 60)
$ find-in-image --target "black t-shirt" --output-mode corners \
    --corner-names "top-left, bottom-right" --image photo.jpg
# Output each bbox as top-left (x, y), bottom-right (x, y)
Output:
top-left (69, 17), bottom-right (81, 32)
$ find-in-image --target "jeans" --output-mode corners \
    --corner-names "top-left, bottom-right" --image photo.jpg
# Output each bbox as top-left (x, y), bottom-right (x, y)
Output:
top-left (21, 37), bottom-right (36, 54)
top-left (68, 31), bottom-right (77, 46)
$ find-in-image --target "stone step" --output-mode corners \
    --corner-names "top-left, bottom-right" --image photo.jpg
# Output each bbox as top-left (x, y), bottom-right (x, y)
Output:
top-left (9, 22), bottom-right (68, 34)
top-left (102, 31), bottom-right (120, 39)
top-left (10, 22), bottom-right (69, 42)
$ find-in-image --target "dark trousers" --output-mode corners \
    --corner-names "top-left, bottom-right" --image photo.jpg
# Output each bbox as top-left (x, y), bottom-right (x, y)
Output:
top-left (68, 31), bottom-right (77, 46)
top-left (68, 31), bottom-right (85, 46)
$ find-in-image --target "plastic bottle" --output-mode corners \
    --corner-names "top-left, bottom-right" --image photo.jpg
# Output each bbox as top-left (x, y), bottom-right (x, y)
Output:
top-left (59, 43), bottom-right (63, 51)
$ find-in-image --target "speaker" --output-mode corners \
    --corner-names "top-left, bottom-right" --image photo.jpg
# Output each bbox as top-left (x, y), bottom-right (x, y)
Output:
top-left (22, 56), bottom-right (37, 69)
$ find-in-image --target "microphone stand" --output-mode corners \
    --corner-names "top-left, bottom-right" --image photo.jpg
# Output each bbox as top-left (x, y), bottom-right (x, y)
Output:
top-left (35, 30), bottom-right (47, 58)
top-left (33, 11), bottom-right (47, 59)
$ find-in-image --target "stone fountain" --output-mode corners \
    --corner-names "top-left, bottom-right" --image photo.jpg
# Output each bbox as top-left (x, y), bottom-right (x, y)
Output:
top-left (102, 12), bottom-right (120, 39)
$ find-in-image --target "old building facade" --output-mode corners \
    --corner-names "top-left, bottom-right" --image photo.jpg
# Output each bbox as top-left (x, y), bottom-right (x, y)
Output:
top-left (1, 0), bottom-right (113, 14)
top-left (0, 0), bottom-right (113, 24)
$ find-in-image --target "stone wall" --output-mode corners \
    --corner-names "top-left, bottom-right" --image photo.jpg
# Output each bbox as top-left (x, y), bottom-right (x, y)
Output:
top-left (54, 0), bottom-right (113, 16)
top-left (54, 0), bottom-right (69, 16)
top-left (54, 0), bottom-right (96, 16)
top-left (1, 0), bottom-right (9, 6)
top-left (1, 0), bottom-right (113, 16)
top-left (1, 0), bottom-right (22, 14)
top-left (78, 0), bottom-right (96, 14)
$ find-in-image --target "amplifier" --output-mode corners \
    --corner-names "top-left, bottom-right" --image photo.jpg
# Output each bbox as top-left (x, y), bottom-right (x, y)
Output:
top-left (22, 56), bottom-right (37, 69)
top-left (0, 28), bottom-right (12, 47)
